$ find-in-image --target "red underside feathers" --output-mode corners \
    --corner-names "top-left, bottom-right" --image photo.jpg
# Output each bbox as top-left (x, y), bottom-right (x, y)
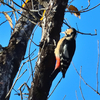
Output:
top-left (55, 57), bottom-right (60, 70)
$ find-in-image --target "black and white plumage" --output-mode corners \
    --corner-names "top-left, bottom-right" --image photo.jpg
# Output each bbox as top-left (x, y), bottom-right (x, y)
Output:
top-left (54, 28), bottom-right (76, 78)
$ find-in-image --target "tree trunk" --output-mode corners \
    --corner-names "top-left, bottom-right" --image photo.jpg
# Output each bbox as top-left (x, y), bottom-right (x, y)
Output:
top-left (0, 0), bottom-right (39, 99)
top-left (28, 0), bottom-right (68, 100)
top-left (0, 0), bottom-right (68, 100)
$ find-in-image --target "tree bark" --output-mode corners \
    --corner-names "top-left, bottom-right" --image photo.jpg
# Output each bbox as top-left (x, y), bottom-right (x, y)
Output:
top-left (0, 0), bottom-right (68, 100)
top-left (0, 0), bottom-right (39, 99)
top-left (29, 0), bottom-right (68, 100)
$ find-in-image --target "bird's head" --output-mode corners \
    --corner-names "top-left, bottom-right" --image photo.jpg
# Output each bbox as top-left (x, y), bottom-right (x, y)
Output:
top-left (62, 28), bottom-right (76, 39)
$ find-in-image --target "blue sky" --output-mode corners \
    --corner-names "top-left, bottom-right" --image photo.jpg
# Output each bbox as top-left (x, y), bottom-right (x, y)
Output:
top-left (0, 0), bottom-right (100, 100)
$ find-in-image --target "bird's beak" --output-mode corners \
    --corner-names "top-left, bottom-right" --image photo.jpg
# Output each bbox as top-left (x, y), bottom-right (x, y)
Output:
top-left (61, 32), bottom-right (65, 34)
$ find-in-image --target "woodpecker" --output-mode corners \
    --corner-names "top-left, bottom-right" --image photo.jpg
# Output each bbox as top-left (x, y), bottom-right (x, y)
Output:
top-left (54, 28), bottom-right (76, 78)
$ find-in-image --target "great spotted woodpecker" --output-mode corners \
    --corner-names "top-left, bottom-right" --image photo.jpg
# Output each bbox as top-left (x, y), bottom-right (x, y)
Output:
top-left (54, 28), bottom-right (76, 78)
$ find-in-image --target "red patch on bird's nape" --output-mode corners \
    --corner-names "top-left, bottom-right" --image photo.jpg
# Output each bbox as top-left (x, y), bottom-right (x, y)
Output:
top-left (55, 57), bottom-right (60, 70)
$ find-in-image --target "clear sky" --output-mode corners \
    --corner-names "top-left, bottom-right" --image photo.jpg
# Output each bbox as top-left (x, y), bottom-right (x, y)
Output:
top-left (0, 0), bottom-right (100, 100)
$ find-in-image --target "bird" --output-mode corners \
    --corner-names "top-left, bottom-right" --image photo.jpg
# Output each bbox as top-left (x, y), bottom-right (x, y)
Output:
top-left (54, 28), bottom-right (76, 78)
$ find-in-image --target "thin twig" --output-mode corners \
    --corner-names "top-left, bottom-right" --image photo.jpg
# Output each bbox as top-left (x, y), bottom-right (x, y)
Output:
top-left (28, 24), bottom-right (39, 80)
top-left (29, 38), bottom-right (40, 46)
top-left (28, 49), bottom-right (34, 80)
top-left (18, 88), bottom-right (23, 100)
top-left (68, 0), bottom-right (74, 6)
top-left (11, 1), bottom-right (17, 22)
top-left (0, 9), bottom-right (20, 13)
top-left (0, 20), bottom-right (7, 26)
top-left (66, 3), bottom-right (100, 13)
top-left (64, 18), bottom-right (71, 28)
top-left (81, 3), bottom-right (100, 13)
top-left (76, 23), bottom-right (79, 32)
top-left (81, 0), bottom-right (90, 11)
top-left (63, 21), bottom-right (97, 36)
top-left (79, 66), bottom-right (85, 100)
top-left (76, 29), bottom-right (97, 36)
top-left (18, 83), bottom-right (30, 92)
top-left (62, 95), bottom-right (66, 100)
top-left (75, 90), bottom-right (78, 100)
top-left (47, 77), bottom-right (63, 99)
top-left (18, 83), bottom-right (30, 99)
top-left (21, 63), bottom-right (31, 92)
top-left (12, 88), bottom-right (19, 95)
top-left (1, 1), bottom-right (37, 25)
top-left (5, 69), bottom-right (27, 98)
top-left (63, 20), bottom-right (71, 28)
top-left (24, 49), bottom-right (36, 59)
top-left (96, 40), bottom-right (99, 92)
top-left (72, 62), bottom-right (100, 95)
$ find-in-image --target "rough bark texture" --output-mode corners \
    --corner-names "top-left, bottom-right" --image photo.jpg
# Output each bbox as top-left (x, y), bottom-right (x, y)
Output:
top-left (28, 0), bottom-right (68, 100)
top-left (0, 0), bottom-right (39, 100)
top-left (0, 16), bottom-right (35, 100)
top-left (0, 0), bottom-right (68, 100)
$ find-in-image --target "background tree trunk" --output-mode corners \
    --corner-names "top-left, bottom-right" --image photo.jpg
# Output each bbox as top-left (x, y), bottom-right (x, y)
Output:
top-left (0, 0), bottom-right (39, 99)
top-left (29, 0), bottom-right (68, 100)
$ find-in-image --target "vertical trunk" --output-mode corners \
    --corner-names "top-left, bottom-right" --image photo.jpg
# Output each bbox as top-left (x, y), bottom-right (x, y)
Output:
top-left (0, 0), bottom-right (39, 99)
top-left (28, 0), bottom-right (68, 100)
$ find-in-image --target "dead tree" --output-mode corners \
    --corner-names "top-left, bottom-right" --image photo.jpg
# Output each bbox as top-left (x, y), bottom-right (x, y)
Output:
top-left (0, 0), bottom-right (68, 100)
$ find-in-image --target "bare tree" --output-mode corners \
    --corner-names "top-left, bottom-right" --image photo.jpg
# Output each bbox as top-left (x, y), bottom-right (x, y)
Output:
top-left (0, 0), bottom-right (68, 100)
top-left (0, 0), bottom-right (100, 100)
